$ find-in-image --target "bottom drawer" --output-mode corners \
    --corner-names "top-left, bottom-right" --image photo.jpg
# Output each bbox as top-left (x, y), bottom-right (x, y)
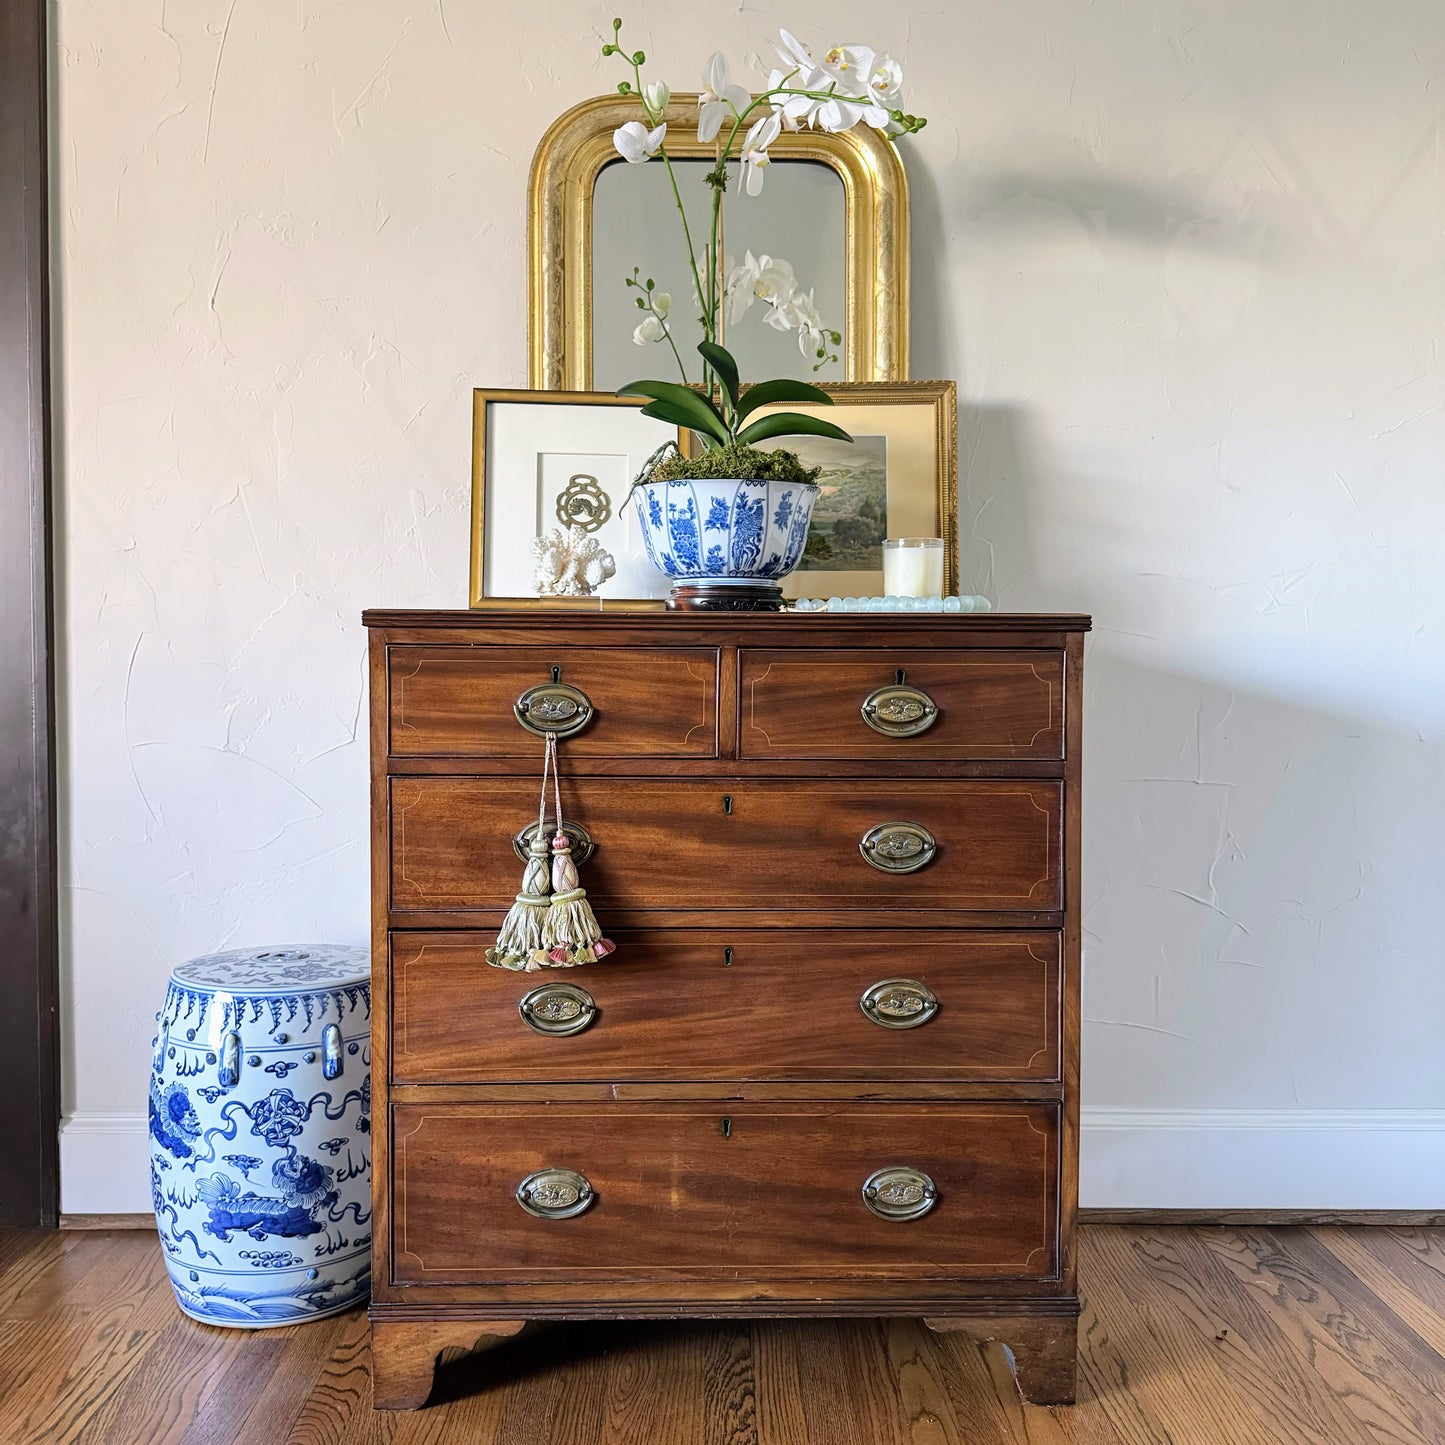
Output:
top-left (392, 1101), bottom-right (1058, 1285)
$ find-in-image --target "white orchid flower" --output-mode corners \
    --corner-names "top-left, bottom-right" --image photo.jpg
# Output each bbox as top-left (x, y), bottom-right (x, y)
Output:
top-left (632, 314), bottom-right (667, 345)
top-left (698, 53), bottom-right (750, 143)
top-left (643, 81), bottom-right (671, 117)
top-left (789, 288), bottom-right (826, 354)
top-left (773, 28), bottom-right (817, 73)
top-left (821, 45), bottom-right (897, 128)
top-left (613, 120), bottom-right (666, 163)
top-left (651, 291), bottom-right (671, 319)
top-left (766, 66), bottom-right (821, 126)
top-left (739, 112), bottom-right (782, 195)
top-left (726, 250), bottom-right (797, 324)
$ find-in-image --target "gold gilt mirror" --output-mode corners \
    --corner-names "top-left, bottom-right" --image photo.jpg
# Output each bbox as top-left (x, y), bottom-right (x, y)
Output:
top-left (529, 94), bottom-right (909, 391)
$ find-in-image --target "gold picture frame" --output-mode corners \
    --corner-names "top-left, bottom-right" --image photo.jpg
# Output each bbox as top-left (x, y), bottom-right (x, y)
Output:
top-left (528, 93), bottom-right (910, 391)
top-left (678, 380), bottom-right (958, 600)
top-left (470, 388), bottom-right (679, 609)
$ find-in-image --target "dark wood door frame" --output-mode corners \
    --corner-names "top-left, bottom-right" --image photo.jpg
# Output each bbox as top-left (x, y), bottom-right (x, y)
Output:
top-left (0, 0), bottom-right (60, 1227)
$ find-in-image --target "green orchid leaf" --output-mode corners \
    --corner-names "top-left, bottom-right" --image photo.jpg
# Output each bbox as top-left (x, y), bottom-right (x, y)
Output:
top-left (735, 412), bottom-right (854, 448)
top-left (696, 342), bottom-right (741, 411)
top-left (638, 400), bottom-right (718, 447)
top-left (735, 378), bottom-right (836, 419)
top-left (619, 380), bottom-right (730, 444)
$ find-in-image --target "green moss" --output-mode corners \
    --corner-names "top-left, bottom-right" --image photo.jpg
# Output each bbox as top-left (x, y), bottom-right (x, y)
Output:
top-left (640, 440), bottom-right (821, 487)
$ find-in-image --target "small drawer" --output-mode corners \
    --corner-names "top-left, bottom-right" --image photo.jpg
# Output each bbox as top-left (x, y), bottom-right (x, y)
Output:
top-left (392, 1101), bottom-right (1058, 1284)
top-left (390, 777), bottom-right (1061, 914)
top-left (390, 930), bottom-right (1061, 1084)
top-left (388, 645), bottom-right (719, 760)
top-left (739, 649), bottom-right (1063, 760)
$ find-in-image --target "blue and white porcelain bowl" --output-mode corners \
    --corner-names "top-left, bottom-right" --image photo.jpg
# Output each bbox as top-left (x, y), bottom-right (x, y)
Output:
top-left (149, 944), bottom-right (371, 1328)
top-left (634, 477), bottom-right (817, 582)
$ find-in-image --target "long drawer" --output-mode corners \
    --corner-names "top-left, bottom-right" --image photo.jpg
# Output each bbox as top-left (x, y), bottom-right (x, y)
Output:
top-left (388, 645), bottom-right (720, 760)
top-left (392, 1101), bottom-right (1058, 1284)
top-left (389, 777), bottom-right (1061, 913)
top-left (390, 930), bottom-right (1060, 1084)
top-left (739, 648), bottom-right (1064, 760)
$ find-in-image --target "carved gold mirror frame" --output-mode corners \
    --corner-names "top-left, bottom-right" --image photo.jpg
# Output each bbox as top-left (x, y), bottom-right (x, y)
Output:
top-left (529, 94), bottom-right (910, 390)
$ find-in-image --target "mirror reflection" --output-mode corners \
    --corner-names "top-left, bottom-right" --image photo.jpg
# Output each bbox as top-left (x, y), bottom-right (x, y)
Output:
top-left (591, 157), bottom-right (846, 391)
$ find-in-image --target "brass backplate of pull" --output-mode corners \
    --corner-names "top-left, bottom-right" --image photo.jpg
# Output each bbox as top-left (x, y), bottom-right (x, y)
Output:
top-left (519, 982), bottom-right (596, 1037)
top-left (514, 681), bottom-right (594, 738)
top-left (859, 821), bottom-right (937, 874)
top-left (861, 1166), bottom-right (938, 1221)
top-left (860, 683), bottom-right (939, 738)
top-left (860, 978), bottom-right (939, 1029)
top-left (513, 819), bottom-right (596, 866)
top-left (516, 1167), bottom-right (595, 1219)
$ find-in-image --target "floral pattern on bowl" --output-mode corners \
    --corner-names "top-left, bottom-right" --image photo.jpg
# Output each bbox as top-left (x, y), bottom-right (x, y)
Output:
top-left (634, 477), bottom-right (816, 581)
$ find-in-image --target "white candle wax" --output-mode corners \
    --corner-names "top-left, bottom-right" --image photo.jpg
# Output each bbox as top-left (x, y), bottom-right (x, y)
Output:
top-left (883, 541), bottom-right (944, 598)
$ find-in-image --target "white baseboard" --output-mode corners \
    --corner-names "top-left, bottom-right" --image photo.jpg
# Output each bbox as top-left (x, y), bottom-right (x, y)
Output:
top-left (1080, 1107), bottom-right (1445, 1210)
top-left (60, 1113), bottom-right (154, 1215)
top-left (58, 1108), bottom-right (1445, 1216)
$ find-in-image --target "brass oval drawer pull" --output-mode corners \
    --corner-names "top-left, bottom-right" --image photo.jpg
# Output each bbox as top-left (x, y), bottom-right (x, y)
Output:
top-left (860, 978), bottom-right (938, 1029)
top-left (861, 683), bottom-right (939, 738)
top-left (513, 818), bottom-right (595, 867)
top-left (859, 821), bottom-right (936, 873)
top-left (862, 1166), bottom-right (938, 1221)
top-left (516, 1168), bottom-right (594, 1219)
top-left (514, 681), bottom-right (594, 738)
top-left (519, 982), bottom-right (596, 1036)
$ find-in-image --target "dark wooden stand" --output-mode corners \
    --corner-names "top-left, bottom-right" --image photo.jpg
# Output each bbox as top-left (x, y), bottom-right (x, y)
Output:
top-left (666, 579), bottom-right (785, 610)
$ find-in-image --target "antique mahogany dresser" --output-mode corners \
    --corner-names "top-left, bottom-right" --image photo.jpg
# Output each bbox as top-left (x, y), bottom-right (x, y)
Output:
top-left (364, 607), bottom-right (1089, 1409)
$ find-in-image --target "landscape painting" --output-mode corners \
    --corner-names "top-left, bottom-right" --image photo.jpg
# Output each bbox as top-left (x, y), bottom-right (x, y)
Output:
top-left (790, 433), bottom-right (888, 572)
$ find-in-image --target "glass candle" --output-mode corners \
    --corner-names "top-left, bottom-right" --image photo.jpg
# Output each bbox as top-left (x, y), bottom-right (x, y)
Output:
top-left (882, 537), bottom-right (944, 598)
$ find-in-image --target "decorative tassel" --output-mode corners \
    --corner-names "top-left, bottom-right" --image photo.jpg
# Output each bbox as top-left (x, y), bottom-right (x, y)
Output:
top-left (541, 831), bottom-right (616, 966)
top-left (489, 732), bottom-right (616, 971)
top-left (485, 829), bottom-right (552, 971)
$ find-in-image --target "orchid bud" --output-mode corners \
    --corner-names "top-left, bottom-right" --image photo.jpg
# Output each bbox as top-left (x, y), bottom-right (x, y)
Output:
top-left (644, 81), bottom-right (671, 115)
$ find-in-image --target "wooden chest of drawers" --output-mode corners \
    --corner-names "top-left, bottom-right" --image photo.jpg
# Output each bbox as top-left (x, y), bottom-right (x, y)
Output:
top-left (365, 608), bottom-right (1089, 1409)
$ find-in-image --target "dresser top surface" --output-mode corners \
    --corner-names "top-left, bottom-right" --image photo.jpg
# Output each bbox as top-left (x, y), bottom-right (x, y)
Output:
top-left (363, 608), bottom-right (1092, 633)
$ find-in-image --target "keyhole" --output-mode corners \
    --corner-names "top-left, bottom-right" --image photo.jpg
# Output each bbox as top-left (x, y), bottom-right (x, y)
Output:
top-left (721, 1117), bottom-right (732, 1139)
top-left (723, 947), bottom-right (733, 967)
top-left (895, 667), bottom-right (906, 685)
top-left (551, 665), bottom-right (562, 683)
top-left (722, 795), bottom-right (733, 815)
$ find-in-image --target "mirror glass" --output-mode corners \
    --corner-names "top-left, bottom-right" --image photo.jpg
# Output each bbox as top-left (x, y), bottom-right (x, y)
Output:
top-left (591, 157), bottom-right (845, 391)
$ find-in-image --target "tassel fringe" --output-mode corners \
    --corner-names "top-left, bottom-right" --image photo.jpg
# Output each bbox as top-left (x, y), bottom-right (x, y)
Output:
top-left (486, 832), bottom-right (552, 971)
top-left (542, 832), bottom-right (615, 966)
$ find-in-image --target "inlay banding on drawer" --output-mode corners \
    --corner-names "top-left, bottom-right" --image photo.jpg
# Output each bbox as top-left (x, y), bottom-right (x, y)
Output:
top-left (389, 645), bottom-right (719, 759)
top-left (741, 648), bottom-right (1063, 760)
top-left (392, 1101), bottom-right (1058, 1284)
top-left (390, 929), bottom-right (1061, 1083)
top-left (389, 778), bottom-right (1061, 913)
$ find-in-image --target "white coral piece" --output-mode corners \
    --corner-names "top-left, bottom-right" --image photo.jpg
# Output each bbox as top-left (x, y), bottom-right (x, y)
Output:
top-left (530, 525), bottom-right (617, 598)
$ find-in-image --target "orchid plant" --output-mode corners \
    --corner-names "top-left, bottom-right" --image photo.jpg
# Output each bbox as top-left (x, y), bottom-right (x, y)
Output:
top-left (604, 19), bottom-right (926, 481)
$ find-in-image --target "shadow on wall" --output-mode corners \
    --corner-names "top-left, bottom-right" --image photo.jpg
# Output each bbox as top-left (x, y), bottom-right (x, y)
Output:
top-left (906, 150), bottom-right (1443, 1116)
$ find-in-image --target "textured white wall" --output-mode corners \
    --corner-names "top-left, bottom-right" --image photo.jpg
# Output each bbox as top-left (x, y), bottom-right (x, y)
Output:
top-left (53, 0), bottom-right (1445, 1210)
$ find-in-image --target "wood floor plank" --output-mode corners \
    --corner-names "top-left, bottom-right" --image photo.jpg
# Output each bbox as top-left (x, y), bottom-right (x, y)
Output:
top-left (878, 1314), bottom-right (992, 1445)
top-left (1084, 1227), bottom-right (1293, 1445)
top-left (1068, 1294), bottom-right (1178, 1445)
top-left (1113, 1227), bottom-right (1377, 1445)
top-left (702, 1321), bottom-right (758, 1445)
top-left (1198, 1225), bottom-right (1445, 1445)
top-left (0, 1305), bottom-right (157, 1445)
top-left (1313, 1226), bottom-right (1445, 1362)
top-left (179, 1330), bottom-right (289, 1445)
top-left (73, 1316), bottom-right (249, 1445)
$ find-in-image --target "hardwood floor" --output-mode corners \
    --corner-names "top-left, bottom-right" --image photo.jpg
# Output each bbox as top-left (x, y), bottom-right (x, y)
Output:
top-left (1, 1225), bottom-right (1442, 1443)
